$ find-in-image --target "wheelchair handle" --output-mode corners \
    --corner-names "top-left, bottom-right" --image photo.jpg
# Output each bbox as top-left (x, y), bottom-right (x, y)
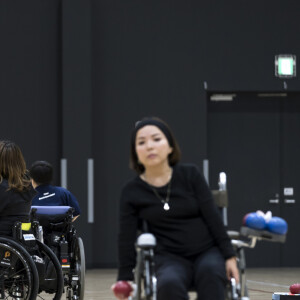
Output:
top-left (137, 233), bottom-right (156, 249)
top-left (218, 172), bottom-right (227, 191)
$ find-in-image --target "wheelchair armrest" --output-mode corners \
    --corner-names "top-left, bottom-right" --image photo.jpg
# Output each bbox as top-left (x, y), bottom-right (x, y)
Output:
top-left (227, 230), bottom-right (241, 239)
top-left (240, 226), bottom-right (286, 243)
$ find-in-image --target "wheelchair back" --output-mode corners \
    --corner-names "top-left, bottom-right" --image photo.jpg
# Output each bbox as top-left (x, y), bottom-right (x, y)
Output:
top-left (12, 221), bottom-right (62, 294)
top-left (31, 206), bottom-right (75, 270)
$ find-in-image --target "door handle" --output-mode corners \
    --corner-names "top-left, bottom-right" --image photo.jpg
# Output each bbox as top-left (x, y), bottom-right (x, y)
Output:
top-left (269, 199), bottom-right (279, 204)
top-left (284, 199), bottom-right (295, 204)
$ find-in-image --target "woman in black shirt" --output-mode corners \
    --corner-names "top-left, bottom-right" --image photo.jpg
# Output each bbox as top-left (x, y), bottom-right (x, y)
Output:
top-left (0, 140), bottom-right (35, 236)
top-left (115, 117), bottom-right (239, 300)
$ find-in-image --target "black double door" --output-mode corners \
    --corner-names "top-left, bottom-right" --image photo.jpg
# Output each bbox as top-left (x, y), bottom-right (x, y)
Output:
top-left (208, 92), bottom-right (300, 267)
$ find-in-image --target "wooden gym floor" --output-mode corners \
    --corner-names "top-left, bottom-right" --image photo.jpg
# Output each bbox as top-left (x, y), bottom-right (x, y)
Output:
top-left (84, 268), bottom-right (300, 300)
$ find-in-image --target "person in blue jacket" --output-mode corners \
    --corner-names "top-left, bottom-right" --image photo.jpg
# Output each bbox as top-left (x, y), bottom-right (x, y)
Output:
top-left (29, 160), bottom-right (80, 221)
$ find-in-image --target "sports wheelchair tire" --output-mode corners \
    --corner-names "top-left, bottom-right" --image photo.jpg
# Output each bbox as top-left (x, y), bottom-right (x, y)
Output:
top-left (67, 237), bottom-right (85, 300)
top-left (0, 237), bottom-right (39, 300)
top-left (36, 240), bottom-right (64, 300)
top-left (134, 248), bottom-right (157, 300)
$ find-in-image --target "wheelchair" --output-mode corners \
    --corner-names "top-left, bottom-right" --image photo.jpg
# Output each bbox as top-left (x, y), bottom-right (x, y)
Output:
top-left (31, 206), bottom-right (86, 300)
top-left (0, 219), bottom-right (65, 300)
top-left (130, 173), bottom-right (287, 300)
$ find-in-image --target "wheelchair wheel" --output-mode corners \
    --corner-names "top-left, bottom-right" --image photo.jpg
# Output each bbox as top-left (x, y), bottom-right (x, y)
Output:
top-left (134, 250), bottom-right (143, 300)
top-left (143, 259), bottom-right (157, 300)
top-left (36, 240), bottom-right (64, 300)
top-left (134, 249), bottom-right (157, 300)
top-left (0, 238), bottom-right (39, 300)
top-left (67, 237), bottom-right (85, 300)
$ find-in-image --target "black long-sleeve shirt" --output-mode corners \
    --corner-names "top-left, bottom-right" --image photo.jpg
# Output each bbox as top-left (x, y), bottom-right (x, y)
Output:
top-left (0, 179), bottom-right (35, 236)
top-left (117, 163), bottom-right (235, 280)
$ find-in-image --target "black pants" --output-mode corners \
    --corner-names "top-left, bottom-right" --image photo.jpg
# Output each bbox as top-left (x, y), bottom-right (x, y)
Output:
top-left (155, 247), bottom-right (226, 300)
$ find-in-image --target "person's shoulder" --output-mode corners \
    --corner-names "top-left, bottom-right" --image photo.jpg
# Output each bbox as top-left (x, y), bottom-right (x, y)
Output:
top-left (121, 176), bottom-right (140, 192)
top-left (53, 185), bottom-right (71, 195)
top-left (36, 184), bottom-right (53, 191)
top-left (27, 185), bottom-right (37, 197)
top-left (0, 179), bottom-right (8, 190)
top-left (173, 163), bottom-right (204, 184)
top-left (174, 163), bottom-right (201, 174)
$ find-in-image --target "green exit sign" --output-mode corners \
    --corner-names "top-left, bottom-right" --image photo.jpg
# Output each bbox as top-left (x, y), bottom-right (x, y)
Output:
top-left (275, 55), bottom-right (296, 78)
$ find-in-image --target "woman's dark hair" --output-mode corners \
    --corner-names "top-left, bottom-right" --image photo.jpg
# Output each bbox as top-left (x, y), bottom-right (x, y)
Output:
top-left (0, 140), bottom-right (31, 192)
top-left (29, 161), bottom-right (53, 185)
top-left (130, 117), bottom-right (181, 174)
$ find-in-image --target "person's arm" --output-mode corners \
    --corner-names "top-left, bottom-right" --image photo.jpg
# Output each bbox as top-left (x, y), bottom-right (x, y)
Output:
top-left (225, 256), bottom-right (239, 284)
top-left (191, 165), bottom-right (236, 259)
top-left (66, 191), bottom-right (81, 218)
top-left (117, 184), bottom-right (139, 281)
top-left (0, 185), bottom-right (9, 214)
top-left (191, 166), bottom-right (239, 282)
top-left (72, 215), bottom-right (79, 222)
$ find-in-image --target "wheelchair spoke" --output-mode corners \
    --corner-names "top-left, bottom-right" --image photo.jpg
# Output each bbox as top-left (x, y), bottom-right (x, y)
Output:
top-left (37, 294), bottom-right (46, 300)
top-left (36, 241), bottom-right (64, 300)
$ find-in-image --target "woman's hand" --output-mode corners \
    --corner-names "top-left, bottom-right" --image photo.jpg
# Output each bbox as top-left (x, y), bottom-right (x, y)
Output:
top-left (225, 256), bottom-right (239, 284)
top-left (111, 281), bottom-right (133, 300)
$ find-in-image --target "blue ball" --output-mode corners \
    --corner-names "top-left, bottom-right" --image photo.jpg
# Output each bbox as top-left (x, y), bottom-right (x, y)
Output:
top-left (266, 217), bottom-right (288, 235)
top-left (245, 213), bottom-right (266, 230)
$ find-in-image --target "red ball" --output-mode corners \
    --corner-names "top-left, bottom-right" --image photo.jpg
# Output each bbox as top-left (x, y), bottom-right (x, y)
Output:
top-left (113, 281), bottom-right (133, 298)
top-left (290, 283), bottom-right (300, 294)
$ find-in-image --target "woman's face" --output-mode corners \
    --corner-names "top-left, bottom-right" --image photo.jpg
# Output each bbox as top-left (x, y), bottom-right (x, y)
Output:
top-left (135, 125), bottom-right (173, 169)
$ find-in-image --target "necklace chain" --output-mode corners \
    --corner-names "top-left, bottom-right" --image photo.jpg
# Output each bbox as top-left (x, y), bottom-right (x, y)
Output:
top-left (143, 169), bottom-right (172, 211)
top-left (150, 180), bottom-right (172, 211)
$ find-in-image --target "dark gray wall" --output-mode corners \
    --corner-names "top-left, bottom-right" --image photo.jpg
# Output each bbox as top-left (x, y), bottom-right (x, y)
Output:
top-left (200, 1), bottom-right (300, 91)
top-left (61, 0), bottom-right (93, 265)
top-left (91, 0), bottom-right (300, 267)
top-left (1, 0), bottom-right (300, 268)
top-left (91, 0), bottom-right (207, 267)
top-left (0, 0), bottom-right (62, 178)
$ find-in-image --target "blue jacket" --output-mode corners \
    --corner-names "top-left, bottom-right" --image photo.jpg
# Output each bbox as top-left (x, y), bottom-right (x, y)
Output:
top-left (32, 184), bottom-right (81, 216)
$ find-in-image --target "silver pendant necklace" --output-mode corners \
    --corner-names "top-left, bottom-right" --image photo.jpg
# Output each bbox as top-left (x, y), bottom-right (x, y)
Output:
top-left (144, 170), bottom-right (172, 211)
top-left (150, 180), bottom-right (172, 211)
